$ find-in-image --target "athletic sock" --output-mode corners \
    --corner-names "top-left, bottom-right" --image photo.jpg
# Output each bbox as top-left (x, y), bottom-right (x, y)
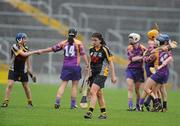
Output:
top-left (55, 97), bottom-right (60, 105)
top-left (144, 96), bottom-right (153, 105)
top-left (71, 97), bottom-right (76, 107)
top-left (88, 107), bottom-right (94, 113)
top-left (80, 96), bottom-right (87, 103)
top-left (139, 98), bottom-right (145, 106)
top-left (27, 99), bottom-right (32, 104)
top-left (128, 98), bottom-right (133, 108)
top-left (100, 108), bottom-right (106, 113)
top-left (163, 101), bottom-right (167, 109)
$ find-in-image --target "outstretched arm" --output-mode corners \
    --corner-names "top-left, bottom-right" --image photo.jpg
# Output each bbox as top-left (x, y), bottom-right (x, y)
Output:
top-left (36, 47), bottom-right (53, 54)
top-left (18, 50), bottom-right (39, 57)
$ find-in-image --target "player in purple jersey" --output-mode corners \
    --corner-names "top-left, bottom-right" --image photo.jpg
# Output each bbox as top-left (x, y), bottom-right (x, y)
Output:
top-left (139, 34), bottom-right (173, 112)
top-left (35, 28), bottom-right (89, 109)
top-left (1, 33), bottom-right (38, 108)
top-left (126, 33), bottom-right (146, 111)
top-left (143, 29), bottom-right (159, 111)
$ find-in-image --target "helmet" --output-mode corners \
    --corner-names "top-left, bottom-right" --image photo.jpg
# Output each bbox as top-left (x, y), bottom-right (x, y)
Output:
top-left (68, 28), bottom-right (77, 38)
top-left (147, 29), bottom-right (159, 40)
top-left (15, 32), bottom-right (27, 43)
top-left (156, 33), bottom-right (170, 46)
top-left (128, 33), bottom-right (140, 44)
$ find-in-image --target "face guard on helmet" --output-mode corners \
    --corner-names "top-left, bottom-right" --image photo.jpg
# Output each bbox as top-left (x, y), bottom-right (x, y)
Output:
top-left (128, 33), bottom-right (141, 44)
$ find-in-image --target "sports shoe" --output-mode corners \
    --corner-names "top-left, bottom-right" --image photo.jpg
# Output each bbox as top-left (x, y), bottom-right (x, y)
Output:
top-left (98, 112), bottom-right (107, 119)
top-left (84, 111), bottom-right (92, 119)
top-left (1, 100), bottom-right (9, 108)
top-left (1, 103), bottom-right (8, 108)
top-left (71, 105), bottom-right (78, 109)
top-left (151, 103), bottom-right (162, 112)
top-left (127, 106), bottom-right (136, 111)
top-left (136, 104), bottom-right (141, 111)
top-left (161, 108), bottom-right (167, 112)
top-left (144, 103), bottom-right (150, 111)
top-left (54, 104), bottom-right (60, 109)
top-left (139, 105), bottom-right (144, 112)
top-left (27, 103), bottom-right (33, 108)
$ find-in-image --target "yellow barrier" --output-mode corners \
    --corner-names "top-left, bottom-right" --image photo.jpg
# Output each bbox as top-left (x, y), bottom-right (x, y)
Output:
top-left (0, 64), bottom-right (8, 84)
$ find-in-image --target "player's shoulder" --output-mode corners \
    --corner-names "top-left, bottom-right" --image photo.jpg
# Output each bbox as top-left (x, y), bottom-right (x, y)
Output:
top-left (139, 43), bottom-right (146, 49)
top-left (127, 44), bottom-right (133, 51)
top-left (74, 39), bottom-right (83, 45)
top-left (102, 45), bottom-right (111, 52)
top-left (11, 43), bottom-right (20, 51)
top-left (89, 46), bottom-right (94, 51)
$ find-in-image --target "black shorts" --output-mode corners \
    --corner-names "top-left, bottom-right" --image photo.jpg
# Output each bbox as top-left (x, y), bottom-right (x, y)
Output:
top-left (88, 75), bottom-right (107, 89)
top-left (8, 70), bottom-right (28, 82)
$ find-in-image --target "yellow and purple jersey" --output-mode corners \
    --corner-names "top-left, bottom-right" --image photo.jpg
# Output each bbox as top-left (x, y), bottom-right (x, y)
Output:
top-left (51, 39), bottom-right (85, 67)
top-left (127, 43), bottom-right (146, 69)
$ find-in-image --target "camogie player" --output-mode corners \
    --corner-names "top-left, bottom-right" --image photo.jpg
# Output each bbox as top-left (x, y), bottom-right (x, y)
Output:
top-left (1, 33), bottom-right (37, 108)
top-left (126, 33), bottom-right (146, 111)
top-left (84, 32), bottom-right (116, 119)
top-left (36, 28), bottom-right (89, 109)
top-left (143, 29), bottom-right (159, 111)
top-left (139, 34), bottom-right (174, 112)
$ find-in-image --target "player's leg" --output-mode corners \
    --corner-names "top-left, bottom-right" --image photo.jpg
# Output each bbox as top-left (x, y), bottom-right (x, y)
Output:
top-left (22, 82), bottom-right (33, 107)
top-left (126, 78), bottom-right (135, 111)
top-left (97, 90), bottom-right (107, 119)
top-left (139, 78), bottom-right (157, 111)
top-left (54, 80), bottom-right (68, 109)
top-left (70, 80), bottom-right (79, 109)
top-left (135, 82), bottom-right (141, 111)
top-left (84, 83), bottom-right (100, 119)
top-left (160, 84), bottom-right (167, 112)
top-left (1, 80), bottom-right (14, 107)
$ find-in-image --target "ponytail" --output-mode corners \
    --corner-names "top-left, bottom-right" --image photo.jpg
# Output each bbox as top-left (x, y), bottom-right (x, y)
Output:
top-left (68, 35), bottom-right (74, 45)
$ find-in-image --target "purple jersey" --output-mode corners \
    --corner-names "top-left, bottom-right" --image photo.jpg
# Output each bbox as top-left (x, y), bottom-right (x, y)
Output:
top-left (52, 39), bottom-right (85, 67)
top-left (150, 50), bottom-right (172, 84)
top-left (127, 44), bottom-right (146, 69)
top-left (156, 50), bottom-right (172, 74)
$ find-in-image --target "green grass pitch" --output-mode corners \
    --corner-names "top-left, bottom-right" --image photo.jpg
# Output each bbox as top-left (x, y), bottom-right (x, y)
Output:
top-left (0, 83), bottom-right (180, 126)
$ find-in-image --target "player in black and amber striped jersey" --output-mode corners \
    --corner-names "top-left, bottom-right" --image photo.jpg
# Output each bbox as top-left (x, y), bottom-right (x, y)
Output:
top-left (1, 33), bottom-right (38, 108)
top-left (84, 32), bottom-right (117, 119)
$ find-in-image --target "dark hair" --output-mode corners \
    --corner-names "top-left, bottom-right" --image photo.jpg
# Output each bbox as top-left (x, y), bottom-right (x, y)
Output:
top-left (91, 32), bottom-right (106, 46)
top-left (67, 35), bottom-right (74, 45)
top-left (67, 28), bottom-right (77, 45)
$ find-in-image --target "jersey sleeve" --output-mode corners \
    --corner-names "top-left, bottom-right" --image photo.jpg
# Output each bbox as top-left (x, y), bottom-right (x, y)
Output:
top-left (11, 44), bottom-right (21, 56)
top-left (103, 46), bottom-right (113, 62)
top-left (78, 43), bottom-right (86, 56)
top-left (127, 45), bottom-right (134, 61)
top-left (52, 41), bottom-right (63, 52)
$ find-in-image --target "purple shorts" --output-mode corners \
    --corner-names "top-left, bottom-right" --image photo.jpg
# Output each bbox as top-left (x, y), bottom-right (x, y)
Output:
top-left (126, 68), bottom-right (144, 83)
top-left (145, 63), bottom-right (154, 78)
top-left (60, 66), bottom-right (81, 81)
top-left (150, 70), bottom-right (169, 84)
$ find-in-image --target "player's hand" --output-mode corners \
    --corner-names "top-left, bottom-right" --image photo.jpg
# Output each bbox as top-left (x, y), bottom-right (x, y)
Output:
top-left (150, 67), bottom-right (156, 74)
top-left (169, 41), bottom-right (177, 49)
top-left (32, 76), bottom-right (37, 83)
top-left (111, 76), bottom-right (117, 84)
